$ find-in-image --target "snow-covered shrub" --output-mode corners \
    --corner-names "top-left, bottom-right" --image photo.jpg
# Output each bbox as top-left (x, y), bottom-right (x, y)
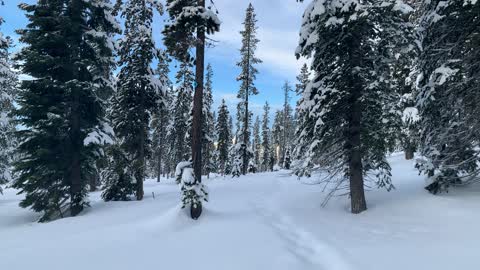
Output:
top-left (175, 161), bottom-right (208, 219)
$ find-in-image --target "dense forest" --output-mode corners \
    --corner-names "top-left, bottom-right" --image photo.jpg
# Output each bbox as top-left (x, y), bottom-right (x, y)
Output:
top-left (1, 0), bottom-right (479, 222)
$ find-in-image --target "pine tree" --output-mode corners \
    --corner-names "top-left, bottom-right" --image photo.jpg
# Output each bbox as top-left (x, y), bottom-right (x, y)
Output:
top-left (202, 63), bottom-right (215, 177)
top-left (109, 0), bottom-right (164, 201)
top-left (416, 0), bottom-right (480, 194)
top-left (261, 102), bottom-right (271, 172)
top-left (271, 110), bottom-right (283, 165)
top-left (280, 81), bottom-right (294, 166)
top-left (101, 143), bottom-right (135, 201)
top-left (296, 63), bottom-right (310, 96)
top-left (151, 53), bottom-right (172, 182)
top-left (296, 0), bottom-right (414, 213)
top-left (236, 3), bottom-right (262, 175)
top-left (216, 99), bottom-right (231, 175)
top-left (283, 148), bottom-right (292, 170)
top-left (163, 0), bottom-right (220, 218)
top-left (225, 115), bottom-right (234, 175)
top-left (171, 61), bottom-right (194, 166)
top-left (293, 64), bottom-right (311, 168)
top-left (14, 0), bottom-right (119, 221)
top-left (0, 14), bottom-right (17, 194)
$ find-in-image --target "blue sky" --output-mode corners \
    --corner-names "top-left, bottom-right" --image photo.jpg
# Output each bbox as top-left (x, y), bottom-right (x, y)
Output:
top-left (1, 0), bottom-right (309, 119)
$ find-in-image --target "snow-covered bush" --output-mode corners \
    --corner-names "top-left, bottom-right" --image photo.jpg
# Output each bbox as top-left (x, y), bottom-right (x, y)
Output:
top-left (175, 161), bottom-right (208, 219)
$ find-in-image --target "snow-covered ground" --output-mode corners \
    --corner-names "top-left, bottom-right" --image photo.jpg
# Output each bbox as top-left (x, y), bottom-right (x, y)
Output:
top-left (1, 154), bottom-right (479, 270)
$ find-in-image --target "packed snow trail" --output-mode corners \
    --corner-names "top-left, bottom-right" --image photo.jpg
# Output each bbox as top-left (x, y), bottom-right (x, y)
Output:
top-left (253, 196), bottom-right (352, 270)
top-left (1, 154), bottom-right (480, 270)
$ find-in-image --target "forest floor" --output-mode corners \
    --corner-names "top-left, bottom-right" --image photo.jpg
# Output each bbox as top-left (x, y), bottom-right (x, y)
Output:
top-left (1, 153), bottom-right (479, 270)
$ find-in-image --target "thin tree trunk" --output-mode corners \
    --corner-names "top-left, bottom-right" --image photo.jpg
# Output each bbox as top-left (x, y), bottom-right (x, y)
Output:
top-left (192, 0), bottom-right (206, 186)
top-left (243, 94), bottom-right (249, 174)
top-left (348, 91), bottom-right (367, 214)
top-left (405, 144), bottom-right (414, 160)
top-left (136, 84), bottom-right (146, 200)
top-left (157, 147), bottom-right (162, 182)
top-left (89, 175), bottom-right (97, 192)
top-left (70, 88), bottom-right (83, 216)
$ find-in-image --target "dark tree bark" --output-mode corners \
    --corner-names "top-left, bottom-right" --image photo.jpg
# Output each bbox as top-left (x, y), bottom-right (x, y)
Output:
top-left (89, 176), bottom-right (97, 192)
top-left (347, 91), bottom-right (367, 214)
top-left (70, 87), bottom-right (83, 217)
top-left (405, 145), bottom-right (414, 160)
top-left (192, 0), bottom-right (206, 186)
top-left (69, 0), bottom-right (84, 216)
top-left (136, 83), bottom-right (146, 201)
top-left (157, 149), bottom-right (162, 182)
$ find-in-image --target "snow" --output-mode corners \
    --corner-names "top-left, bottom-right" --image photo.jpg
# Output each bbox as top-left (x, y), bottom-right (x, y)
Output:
top-left (1, 154), bottom-right (479, 270)
top-left (433, 64), bottom-right (459, 86)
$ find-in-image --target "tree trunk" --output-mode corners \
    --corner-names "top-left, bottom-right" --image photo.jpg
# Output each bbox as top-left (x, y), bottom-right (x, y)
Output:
top-left (136, 83), bottom-right (146, 200)
top-left (157, 125), bottom-right (163, 182)
top-left (89, 175), bottom-right (97, 192)
top-left (70, 88), bottom-right (83, 217)
top-left (405, 144), bottom-right (414, 160)
top-left (243, 97), bottom-right (249, 175)
top-left (192, 0), bottom-right (206, 187)
top-left (348, 91), bottom-right (367, 214)
top-left (157, 149), bottom-right (162, 183)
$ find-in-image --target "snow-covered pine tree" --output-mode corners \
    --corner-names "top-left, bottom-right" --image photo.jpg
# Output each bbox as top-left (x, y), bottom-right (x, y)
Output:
top-left (202, 63), bottom-right (215, 177)
top-left (171, 61), bottom-right (194, 168)
top-left (296, 63), bottom-right (311, 96)
top-left (110, 0), bottom-right (165, 201)
top-left (0, 15), bottom-right (17, 194)
top-left (280, 81), bottom-right (294, 166)
top-left (236, 3), bottom-right (262, 175)
top-left (225, 115), bottom-right (234, 175)
top-left (293, 63), bottom-right (311, 171)
top-left (14, 0), bottom-right (119, 221)
top-left (163, 0), bottom-right (220, 218)
top-left (261, 102), bottom-right (271, 172)
top-left (175, 161), bottom-right (208, 220)
top-left (416, 0), bottom-right (480, 194)
top-left (101, 142), bottom-right (135, 201)
top-left (283, 148), bottom-right (292, 170)
top-left (252, 116), bottom-right (261, 171)
top-left (296, 0), bottom-right (415, 213)
top-left (216, 99), bottom-right (231, 175)
top-left (271, 110), bottom-right (283, 165)
top-left (151, 53), bottom-right (172, 182)
top-left (210, 111), bottom-right (219, 174)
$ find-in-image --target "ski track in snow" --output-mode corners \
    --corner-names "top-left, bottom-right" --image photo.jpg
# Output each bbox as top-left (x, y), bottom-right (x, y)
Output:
top-left (251, 176), bottom-right (353, 270)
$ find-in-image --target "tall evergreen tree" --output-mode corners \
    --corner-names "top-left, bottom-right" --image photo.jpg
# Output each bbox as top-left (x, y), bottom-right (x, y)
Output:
top-left (202, 63), bottom-right (215, 177)
top-left (151, 53), bottom-right (172, 182)
top-left (296, 63), bottom-right (310, 97)
top-left (171, 61), bottom-right (194, 166)
top-left (271, 110), bottom-right (283, 165)
top-left (261, 102), bottom-right (271, 172)
top-left (235, 3), bottom-right (262, 175)
top-left (109, 0), bottom-right (164, 201)
top-left (0, 14), bottom-right (17, 194)
top-left (216, 99), bottom-right (231, 175)
top-left (296, 0), bottom-right (414, 213)
top-left (14, 0), bottom-right (119, 221)
top-left (163, 0), bottom-right (220, 218)
top-left (280, 81), bottom-right (294, 166)
top-left (293, 64), bottom-right (311, 165)
top-left (416, 0), bottom-right (480, 194)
